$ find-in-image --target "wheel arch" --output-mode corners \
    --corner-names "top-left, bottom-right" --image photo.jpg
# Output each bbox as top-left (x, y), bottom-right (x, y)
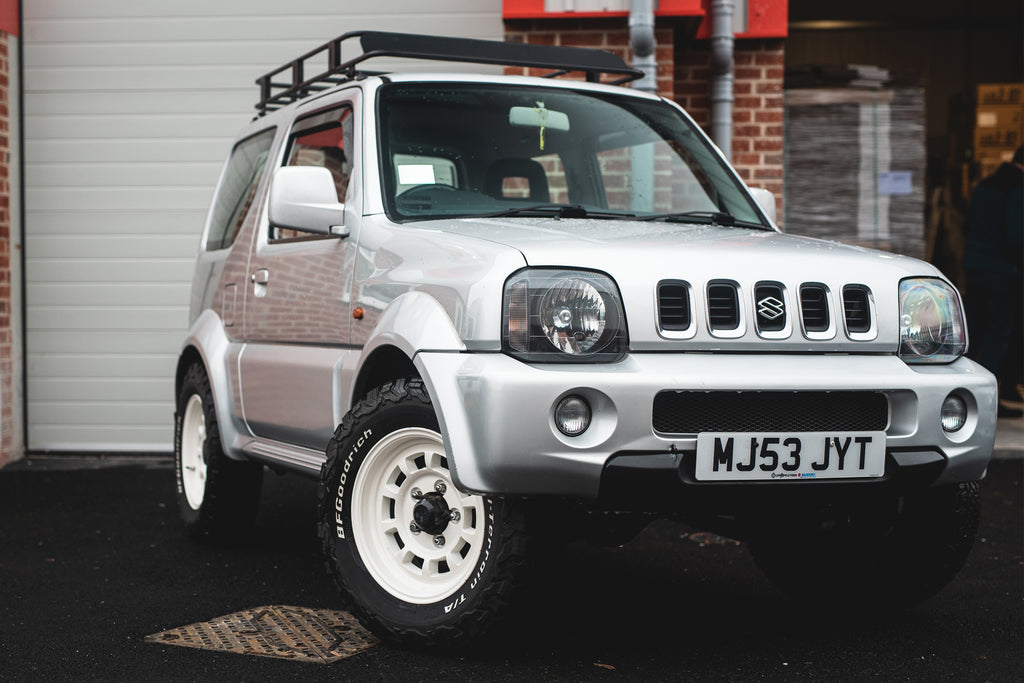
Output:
top-left (175, 309), bottom-right (248, 460)
top-left (351, 291), bottom-right (467, 406)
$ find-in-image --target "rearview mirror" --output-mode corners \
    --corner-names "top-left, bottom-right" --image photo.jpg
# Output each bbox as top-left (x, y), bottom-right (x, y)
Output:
top-left (509, 104), bottom-right (570, 132)
top-left (268, 166), bottom-right (349, 237)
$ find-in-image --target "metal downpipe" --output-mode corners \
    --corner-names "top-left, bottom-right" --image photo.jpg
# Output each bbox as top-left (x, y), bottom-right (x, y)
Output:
top-left (710, 0), bottom-right (735, 161)
top-left (629, 0), bottom-right (657, 94)
top-left (630, 0), bottom-right (658, 211)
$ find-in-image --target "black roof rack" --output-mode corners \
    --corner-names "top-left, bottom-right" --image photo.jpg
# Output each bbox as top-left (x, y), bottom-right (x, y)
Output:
top-left (255, 31), bottom-right (645, 115)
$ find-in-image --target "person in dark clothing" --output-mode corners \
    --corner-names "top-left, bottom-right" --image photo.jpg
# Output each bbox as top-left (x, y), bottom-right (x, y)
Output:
top-left (963, 146), bottom-right (1024, 417)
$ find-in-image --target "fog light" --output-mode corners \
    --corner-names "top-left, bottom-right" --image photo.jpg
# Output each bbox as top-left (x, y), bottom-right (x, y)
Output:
top-left (555, 396), bottom-right (591, 436)
top-left (941, 394), bottom-right (967, 432)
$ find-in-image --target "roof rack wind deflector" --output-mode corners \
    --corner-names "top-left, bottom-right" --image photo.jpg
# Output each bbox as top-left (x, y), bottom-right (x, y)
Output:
top-left (255, 31), bottom-right (645, 115)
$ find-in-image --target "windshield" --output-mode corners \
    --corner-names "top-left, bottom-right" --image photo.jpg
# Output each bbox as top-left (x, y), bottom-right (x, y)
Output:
top-left (377, 82), bottom-right (766, 227)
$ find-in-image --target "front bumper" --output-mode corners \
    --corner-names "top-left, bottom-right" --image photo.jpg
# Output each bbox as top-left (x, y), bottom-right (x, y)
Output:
top-left (415, 352), bottom-right (996, 499)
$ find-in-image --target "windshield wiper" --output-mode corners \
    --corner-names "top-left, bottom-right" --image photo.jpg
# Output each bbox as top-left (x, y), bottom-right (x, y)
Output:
top-left (634, 210), bottom-right (771, 230)
top-left (481, 204), bottom-right (634, 220)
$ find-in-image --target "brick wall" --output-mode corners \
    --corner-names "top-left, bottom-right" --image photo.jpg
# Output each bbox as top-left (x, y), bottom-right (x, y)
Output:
top-left (504, 18), bottom-right (675, 100)
top-left (505, 20), bottom-right (785, 219)
top-left (0, 32), bottom-right (11, 467)
top-left (676, 38), bottom-right (786, 218)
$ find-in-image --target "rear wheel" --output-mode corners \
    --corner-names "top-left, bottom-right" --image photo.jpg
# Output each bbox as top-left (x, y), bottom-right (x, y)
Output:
top-left (749, 482), bottom-right (981, 609)
top-left (175, 362), bottom-right (263, 539)
top-left (318, 379), bottom-right (528, 646)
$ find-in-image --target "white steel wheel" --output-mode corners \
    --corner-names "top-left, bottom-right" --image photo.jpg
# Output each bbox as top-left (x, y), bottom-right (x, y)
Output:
top-left (350, 427), bottom-right (486, 604)
top-left (180, 393), bottom-right (208, 511)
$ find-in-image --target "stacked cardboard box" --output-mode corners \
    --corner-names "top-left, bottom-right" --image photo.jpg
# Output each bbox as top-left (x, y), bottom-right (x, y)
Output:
top-left (784, 68), bottom-right (926, 259)
top-left (973, 83), bottom-right (1023, 179)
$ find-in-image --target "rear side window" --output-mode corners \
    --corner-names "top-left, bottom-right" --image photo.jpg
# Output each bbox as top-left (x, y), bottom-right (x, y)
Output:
top-left (205, 128), bottom-right (276, 251)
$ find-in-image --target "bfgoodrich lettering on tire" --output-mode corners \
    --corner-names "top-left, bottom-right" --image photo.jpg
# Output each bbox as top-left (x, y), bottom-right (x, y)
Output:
top-left (174, 362), bottom-right (263, 539)
top-left (318, 379), bottom-right (527, 646)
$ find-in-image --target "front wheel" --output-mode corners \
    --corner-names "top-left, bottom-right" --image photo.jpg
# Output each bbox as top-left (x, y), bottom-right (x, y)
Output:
top-left (318, 379), bottom-right (527, 646)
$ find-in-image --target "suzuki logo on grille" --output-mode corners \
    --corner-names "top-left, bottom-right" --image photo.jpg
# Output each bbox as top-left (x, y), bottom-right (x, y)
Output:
top-left (757, 296), bottom-right (785, 321)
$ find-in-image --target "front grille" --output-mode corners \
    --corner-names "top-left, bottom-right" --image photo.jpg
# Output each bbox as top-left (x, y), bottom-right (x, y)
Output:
top-left (652, 391), bottom-right (889, 434)
top-left (657, 280), bottom-right (691, 331)
top-left (800, 284), bottom-right (830, 332)
top-left (707, 282), bottom-right (739, 330)
top-left (843, 286), bottom-right (871, 333)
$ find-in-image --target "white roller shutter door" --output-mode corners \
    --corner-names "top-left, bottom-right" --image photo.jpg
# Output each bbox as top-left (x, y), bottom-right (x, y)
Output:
top-left (24, 1), bottom-right (502, 451)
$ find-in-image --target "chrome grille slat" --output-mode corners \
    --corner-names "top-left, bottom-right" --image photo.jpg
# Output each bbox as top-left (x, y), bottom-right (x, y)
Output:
top-left (843, 286), bottom-right (872, 334)
top-left (657, 281), bottom-right (690, 331)
top-left (707, 282), bottom-right (739, 330)
top-left (799, 284), bottom-right (830, 332)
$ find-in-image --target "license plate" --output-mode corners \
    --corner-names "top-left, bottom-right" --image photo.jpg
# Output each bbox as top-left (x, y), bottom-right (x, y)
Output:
top-left (695, 432), bottom-right (886, 481)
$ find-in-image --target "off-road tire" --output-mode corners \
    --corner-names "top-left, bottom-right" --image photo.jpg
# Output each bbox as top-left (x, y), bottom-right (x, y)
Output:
top-left (318, 378), bottom-right (528, 647)
top-left (174, 362), bottom-right (263, 540)
top-left (749, 481), bottom-right (981, 609)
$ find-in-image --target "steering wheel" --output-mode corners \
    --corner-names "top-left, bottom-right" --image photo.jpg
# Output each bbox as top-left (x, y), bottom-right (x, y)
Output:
top-left (396, 183), bottom-right (458, 201)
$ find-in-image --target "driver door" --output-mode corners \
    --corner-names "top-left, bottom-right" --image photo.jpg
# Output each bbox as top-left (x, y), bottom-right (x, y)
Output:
top-left (240, 95), bottom-right (360, 450)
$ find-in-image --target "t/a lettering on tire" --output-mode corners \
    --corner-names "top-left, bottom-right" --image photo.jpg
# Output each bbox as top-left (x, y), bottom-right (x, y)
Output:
top-left (318, 379), bottom-right (527, 646)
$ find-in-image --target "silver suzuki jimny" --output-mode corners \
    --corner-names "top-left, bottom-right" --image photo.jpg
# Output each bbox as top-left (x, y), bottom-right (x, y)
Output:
top-left (175, 31), bottom-right (997, 645)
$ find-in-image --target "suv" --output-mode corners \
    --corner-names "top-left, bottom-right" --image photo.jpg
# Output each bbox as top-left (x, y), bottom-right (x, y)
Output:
top-left (175, 31), bottom-right (996, 646)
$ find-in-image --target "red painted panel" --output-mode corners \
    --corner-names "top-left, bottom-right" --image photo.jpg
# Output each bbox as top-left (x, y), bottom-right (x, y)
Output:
top-left (694, 0), bottom-right (787, 39)
top-left (503, 0), bottom-right (705, 19)
top-left (0, 0), bottom-right (17, 36)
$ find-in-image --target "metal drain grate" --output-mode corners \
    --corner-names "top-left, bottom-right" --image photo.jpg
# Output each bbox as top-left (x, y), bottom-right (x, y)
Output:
top-left (145, 605), bottom-right (378, 663)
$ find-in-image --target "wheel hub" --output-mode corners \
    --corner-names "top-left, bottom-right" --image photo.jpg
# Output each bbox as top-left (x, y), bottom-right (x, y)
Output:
top-left (412, 492), bottom-right (451, 535)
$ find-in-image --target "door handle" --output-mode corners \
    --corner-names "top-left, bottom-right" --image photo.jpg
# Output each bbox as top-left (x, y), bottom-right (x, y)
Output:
top-left (251, 269), bottom-right (269, 285)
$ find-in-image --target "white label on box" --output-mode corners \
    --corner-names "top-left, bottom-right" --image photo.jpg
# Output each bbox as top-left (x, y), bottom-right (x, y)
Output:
top-left (879, 171), bottom-right (913, 196)
top-left (977, 111), bottom-right (998, 127)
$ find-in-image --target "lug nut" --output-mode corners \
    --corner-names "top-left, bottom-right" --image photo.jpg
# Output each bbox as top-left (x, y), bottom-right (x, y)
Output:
top-left (410, 488), bottom-right (423, 500)
top-left (409, 522), bottom-right (421, 534)
top-left (449, 509), bottom-right (461, 522)
top-left (434, 481), bottom-right (447, 494)
top-left (433, 535), bottom-right (445, 547)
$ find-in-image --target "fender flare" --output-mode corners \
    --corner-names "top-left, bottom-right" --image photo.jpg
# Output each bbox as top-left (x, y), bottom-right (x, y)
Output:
top-left (176, 309), bottom-right (249, 460)
top-left (354, 292), bottom-right (474, 487)
top-left (357, 291), bottom-right (467, 362)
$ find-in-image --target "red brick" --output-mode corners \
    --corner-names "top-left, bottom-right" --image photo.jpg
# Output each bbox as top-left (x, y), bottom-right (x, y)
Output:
top-left (560, 31), bottom-right (609, 47)
top-left (754, 138), bottom-right (783, 152)
top-left (734, 67), bottom-right (763, 81)
top-left (733, 153), bottom-right (761, 166)
top-left (754, 110), bottom-right (784, 123)
top-left (754, 51), bottom-right (785, 66)
top-left (734, 124), bottom-right (762, 138)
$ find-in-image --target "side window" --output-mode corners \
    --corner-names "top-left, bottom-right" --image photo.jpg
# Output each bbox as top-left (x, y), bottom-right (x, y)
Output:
top-left (274, 106), bottom-right (353, 241)
top-left (205, 128), bottom-right (275, 251)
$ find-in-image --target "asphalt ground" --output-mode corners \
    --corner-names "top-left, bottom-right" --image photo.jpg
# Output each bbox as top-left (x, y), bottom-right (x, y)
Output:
top-left (1, 450), bottom-right (1021, 681)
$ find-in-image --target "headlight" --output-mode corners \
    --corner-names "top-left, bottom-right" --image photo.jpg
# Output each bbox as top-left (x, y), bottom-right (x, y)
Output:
top-left (898, 278), bottom-right (966, 364)
top-left (502, 269), bottom-right (627, 362)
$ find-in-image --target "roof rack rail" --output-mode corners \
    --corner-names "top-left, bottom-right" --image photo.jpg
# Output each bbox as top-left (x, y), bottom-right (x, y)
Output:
top-left (255, 31), bottom-right (644, 115)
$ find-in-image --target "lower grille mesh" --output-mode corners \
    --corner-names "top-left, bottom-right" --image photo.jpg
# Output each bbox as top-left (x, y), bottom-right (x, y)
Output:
top-left (652, 391), bottom-right (889, 434)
